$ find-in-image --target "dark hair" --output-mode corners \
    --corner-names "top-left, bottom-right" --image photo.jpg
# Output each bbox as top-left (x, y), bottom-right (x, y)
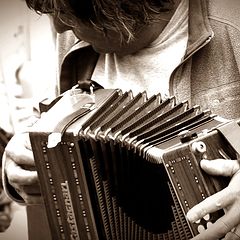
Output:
top-left (25, 0), bottom-right (175, 42)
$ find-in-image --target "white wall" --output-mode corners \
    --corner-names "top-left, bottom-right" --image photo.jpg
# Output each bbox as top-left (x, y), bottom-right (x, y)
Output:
top-left (0, 0), bottom-right (57, 132)
top-left (0, 1), bottom-right (57, 239)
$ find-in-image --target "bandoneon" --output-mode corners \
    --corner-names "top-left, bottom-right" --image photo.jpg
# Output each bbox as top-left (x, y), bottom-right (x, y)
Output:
top-left (29, 87), bottom-right (240, 240)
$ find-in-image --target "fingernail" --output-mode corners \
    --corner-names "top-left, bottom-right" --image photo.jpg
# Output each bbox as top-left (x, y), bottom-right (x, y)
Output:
top-left (200, 159), bottom-right (208, 167)
top-left (203, 214), bottom-right (210, 221)
top-left (186, 211), bottom-right (199, 222)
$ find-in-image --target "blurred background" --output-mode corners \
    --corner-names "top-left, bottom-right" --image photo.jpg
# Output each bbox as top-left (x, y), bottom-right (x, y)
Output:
top-left (0, 0), bottom-right (57, 239)
top-left (0, 0), bottom-right (57, 133)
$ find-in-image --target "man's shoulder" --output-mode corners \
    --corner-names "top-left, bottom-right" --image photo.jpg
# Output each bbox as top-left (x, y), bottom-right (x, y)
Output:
top-left (207, 0), bottom-right (240, 27)
top-left (207, 0), bottom-right (240, 28)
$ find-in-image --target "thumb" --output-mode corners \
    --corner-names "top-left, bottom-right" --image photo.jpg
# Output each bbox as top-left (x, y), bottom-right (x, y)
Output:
top-left (200, 159), bottom-right (240, 177)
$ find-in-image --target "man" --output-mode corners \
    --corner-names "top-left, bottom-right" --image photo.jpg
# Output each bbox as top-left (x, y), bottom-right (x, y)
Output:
top-left (3, 0), bottom-right (240, 239)
top-left (0, 128), bottom-right (12, 232)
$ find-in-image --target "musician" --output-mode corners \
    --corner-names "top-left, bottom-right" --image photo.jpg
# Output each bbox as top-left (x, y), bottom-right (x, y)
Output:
top-left (3, 0), bottom-right (240, 239)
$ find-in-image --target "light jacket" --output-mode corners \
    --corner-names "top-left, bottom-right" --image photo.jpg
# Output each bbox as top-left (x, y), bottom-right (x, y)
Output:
top-left (58, 0), bottom-right (240, 119)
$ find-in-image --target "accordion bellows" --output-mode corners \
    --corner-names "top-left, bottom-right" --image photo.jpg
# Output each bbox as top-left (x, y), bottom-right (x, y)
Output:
top-left (29, 88), bottom-right (239, 240)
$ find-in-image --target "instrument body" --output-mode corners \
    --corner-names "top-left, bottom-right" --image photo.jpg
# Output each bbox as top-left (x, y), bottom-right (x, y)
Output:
top-left (29, 88), bottom-right (240, 240)
top-left (160, 129), bottom-right (235, 236)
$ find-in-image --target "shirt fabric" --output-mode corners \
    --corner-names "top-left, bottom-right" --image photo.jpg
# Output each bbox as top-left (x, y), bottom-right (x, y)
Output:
top-left (92, 0), bottom-right (189, 99)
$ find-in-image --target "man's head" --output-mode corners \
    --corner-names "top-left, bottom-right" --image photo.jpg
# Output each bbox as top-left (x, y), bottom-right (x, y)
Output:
top-left (25, 0), bottom-right (176, 55)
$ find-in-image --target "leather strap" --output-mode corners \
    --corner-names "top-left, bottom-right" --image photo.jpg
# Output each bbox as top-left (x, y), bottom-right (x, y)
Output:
top-left (75, 46), bottom-right (103, 92)
top-left (77, 79), bottom-right (103, 92)
top-left (47, 106), bottom-right (92, 148)
top-left (41, 46), bottom-right (102, 112)
top-left (47, 45), bottom-right (103, 147)
top-left (60, 45), bottom-right (101, 93)
top-left (216, 120), bottom-right (240, 157)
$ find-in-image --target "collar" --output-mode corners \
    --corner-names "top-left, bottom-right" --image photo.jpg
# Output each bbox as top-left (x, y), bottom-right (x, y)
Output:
top-left (185, 0), bottom-right (214, 59)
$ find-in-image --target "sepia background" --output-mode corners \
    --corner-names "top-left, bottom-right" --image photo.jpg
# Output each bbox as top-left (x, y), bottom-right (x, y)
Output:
top-left (0, 0), bottom-right (57, 239)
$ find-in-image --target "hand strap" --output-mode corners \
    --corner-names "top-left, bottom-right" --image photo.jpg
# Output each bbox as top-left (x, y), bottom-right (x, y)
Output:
top-left (77, 79), bottom-right (103, 93)
top-left (216, 120), bottom-right (240, 158)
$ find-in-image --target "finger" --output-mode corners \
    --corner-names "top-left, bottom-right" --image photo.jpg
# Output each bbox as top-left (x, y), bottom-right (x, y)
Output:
top-left (191, 206), bottom-right (240, 240)
top-left (5, 133), bottom-right (34, 166)
top-left (5, 149), bottom-right (35, 167)
top-left (5, 158), bottom-right (38, 185)
top-left (187, 187), bottom-right (232, 223)
top-left (200, 159), bottom-right (240, 177)
top-left (23, 133), bottom-right (32, 150)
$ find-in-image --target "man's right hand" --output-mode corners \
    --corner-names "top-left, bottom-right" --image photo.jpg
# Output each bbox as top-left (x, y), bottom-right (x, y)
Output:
top-left (3, 132), bottom-right (42, 204)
